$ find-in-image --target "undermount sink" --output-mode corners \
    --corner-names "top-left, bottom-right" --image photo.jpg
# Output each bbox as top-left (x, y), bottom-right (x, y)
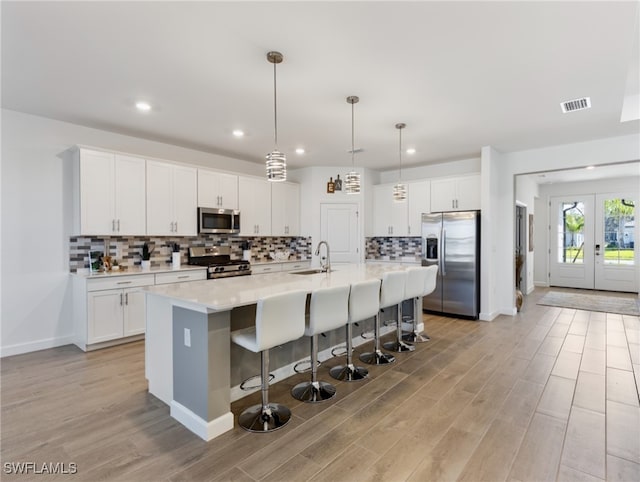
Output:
top-left (291, 268), bottom-right (332, 275)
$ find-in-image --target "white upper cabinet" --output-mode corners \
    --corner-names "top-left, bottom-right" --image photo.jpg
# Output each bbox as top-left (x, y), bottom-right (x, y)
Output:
top-left (271, 182), bottom-right (300, 236)
top-left (77, 148), bottom-right (146, 235)
top-left (197, 169), bottom-right (238, 210)
top-left (147, 160), bottom-right (197, 236)
top-left (407, 180), bottom-right (430, 236)
top-left (238, 176), bottom-right (272, 236)
top-left (373, 184), bottom-right (408, 237)
top-left (430, 174), bottom-right (480, 212)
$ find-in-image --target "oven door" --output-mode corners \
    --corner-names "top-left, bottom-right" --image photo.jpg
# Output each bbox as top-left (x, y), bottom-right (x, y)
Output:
top-left (198, 208), bottom-right (239, 234)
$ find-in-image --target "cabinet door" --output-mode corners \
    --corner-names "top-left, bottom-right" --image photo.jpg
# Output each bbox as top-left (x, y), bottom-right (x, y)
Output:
top-left (173, 165), bottom-right (197, 235)
top-left (114, 155), bottom-right (146, 235)
top-left (408, 180), bottom-right (430, 236)
top-left (271, 182), bottom-right (299, 236)
top-left (430, 179), bottom-right (456, 212)
top-left (239, 177), bottom-right (272, 236)
top-left (146, 161), bottom-right (174, 235)
top-left (80, 149), bottom-right (115, 235)
top-left (123, 288), bottom-right (146, 336)
top-left (456, 174), bottom-right (481, 211)
top-left (197, 169), bottom-right (219, 208)
top-left (373, 184), bottom-right (407, 236)
top-left (217, 172), bottom-right (238, 210)
top-left (87, 290), bottom-right (124, 343)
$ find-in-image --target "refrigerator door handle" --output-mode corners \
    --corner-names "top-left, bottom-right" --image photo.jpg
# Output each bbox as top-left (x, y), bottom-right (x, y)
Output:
top-left (441, 228), bottom-right (447, 276)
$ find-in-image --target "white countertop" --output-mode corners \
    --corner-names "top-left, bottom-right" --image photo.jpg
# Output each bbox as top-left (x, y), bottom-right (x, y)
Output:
top-left (251, 259), bottom-right (311, 266)
top-left (144, 263), bottom-right (408, 312)
top-left (71, 264), bottom-right (206, 278)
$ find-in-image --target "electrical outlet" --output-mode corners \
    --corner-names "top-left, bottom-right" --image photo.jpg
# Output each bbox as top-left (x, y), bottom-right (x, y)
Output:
top-left (184, 328), bottom-right (191, 347)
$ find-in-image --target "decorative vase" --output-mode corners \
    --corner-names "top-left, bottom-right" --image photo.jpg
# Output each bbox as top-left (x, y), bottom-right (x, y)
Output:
top-left (172, 252), bottom-right (181, 269)
top-left (141, 260), bottom-right (151, 271)
top-left (243, 249), bottom-right (251, 261)
top-left (515, 289), bottom-right (523, 312)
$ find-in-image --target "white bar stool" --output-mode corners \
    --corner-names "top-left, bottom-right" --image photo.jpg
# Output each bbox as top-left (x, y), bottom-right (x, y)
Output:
top-left (292, 285), bottom-right (351, 402)
top-left (360, 271), bottom-right (405, 364)
top-left (330, 278), bottom-right (381, 381)
top-left (402, 266), bottom-right (438, 343)
top-left (231, 290), bottom-right (307, 432)
top-left (381, 270), bottom-right (416, 353)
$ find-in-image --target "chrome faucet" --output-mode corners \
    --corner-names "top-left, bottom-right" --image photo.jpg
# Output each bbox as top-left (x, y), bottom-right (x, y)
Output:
top-left (315, 241), bottom-right (331, 272)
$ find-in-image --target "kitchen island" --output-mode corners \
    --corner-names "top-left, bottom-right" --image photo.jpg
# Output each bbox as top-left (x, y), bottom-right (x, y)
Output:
top-left (144, 263), bottom-right (411, 441)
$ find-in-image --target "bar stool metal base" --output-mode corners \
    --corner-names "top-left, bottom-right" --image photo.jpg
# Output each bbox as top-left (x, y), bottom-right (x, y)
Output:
top-left (291, 380), bottom-right (336, 402)
top-left (359, 349), bottom-right (396, 365)
top-left (329, 363), bottom-right (368, 381)
top-left (402, 331), bottom-right (430, 343)
top-left (238, 403), bottom-right (292, 433)
top-left (383, 339), bottom-right (416, 352)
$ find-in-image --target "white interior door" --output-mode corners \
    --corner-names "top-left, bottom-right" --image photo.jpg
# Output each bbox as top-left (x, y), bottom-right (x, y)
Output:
top-left (320, 203), bottom-right (360, 264)
top-left (594, 193), bottom-right (637, 292)
top-left (549, 195), bottom-right (595, 289)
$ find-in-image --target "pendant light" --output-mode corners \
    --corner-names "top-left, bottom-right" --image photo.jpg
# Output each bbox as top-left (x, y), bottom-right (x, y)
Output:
top-left (344, 95), bottom-right (361, 194)
top-left (265, 51), bottom-right (286, 182)
top-left (393, 123), bottom-right (407, 202)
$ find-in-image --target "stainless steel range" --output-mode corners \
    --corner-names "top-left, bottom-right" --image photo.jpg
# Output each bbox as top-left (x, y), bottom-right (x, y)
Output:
top-left (188, 246), bottom-right (251, 279)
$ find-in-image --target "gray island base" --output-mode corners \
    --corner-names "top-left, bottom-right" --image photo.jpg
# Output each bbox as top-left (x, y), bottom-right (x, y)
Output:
top-left (145, 263), bottom-right (418, 441)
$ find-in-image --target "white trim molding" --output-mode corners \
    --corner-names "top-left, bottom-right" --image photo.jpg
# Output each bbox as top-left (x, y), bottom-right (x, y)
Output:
top-left (170, 401), bottom-right (234, 442)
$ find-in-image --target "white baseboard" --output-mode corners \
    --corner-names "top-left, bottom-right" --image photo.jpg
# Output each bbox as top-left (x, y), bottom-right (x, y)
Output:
top-left (534, 281), bottom-right (549, 287)
top-left (501, 307), bottom-right (518, 316)
top-left (526, 285), bottom-right (536, 295)
top-left (170, 401), bottom-right (233, 441)
top-left (0, 334), bottom-right (75, 358)
top-left (479, 311), bottom-right (499, 321)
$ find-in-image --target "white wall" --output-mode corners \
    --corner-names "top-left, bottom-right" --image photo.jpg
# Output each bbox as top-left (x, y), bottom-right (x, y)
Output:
top-left (378, 157), bottom-right (480, 183)
top-left (515, 175), bottom-right (539, 294)
top-left (533, 176), bottom-right (640, 288)
top-left (0, 109), bottom-right (264, 356)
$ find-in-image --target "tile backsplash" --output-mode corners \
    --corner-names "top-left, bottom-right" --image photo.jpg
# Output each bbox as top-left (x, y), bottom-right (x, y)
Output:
top-left (365, 237), bottom-right (422, 262)
top-left (69, 235), bottom-right (312, 272)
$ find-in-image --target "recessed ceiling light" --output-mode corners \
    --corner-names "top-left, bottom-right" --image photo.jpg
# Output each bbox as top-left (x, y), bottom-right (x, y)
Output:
top-left (232, 129), bottom-right (244, 137)
top-left (135, 101), bottom-right (151, 112)
top-left (406, 148), bottom-right (416, 155)
top-left (585, 166), bottom-right (595, 170)
top-left (295, 148), bottom-right (305, 155)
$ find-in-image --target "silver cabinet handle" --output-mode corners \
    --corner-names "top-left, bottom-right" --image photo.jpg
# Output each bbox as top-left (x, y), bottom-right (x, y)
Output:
top-left (177, 275), bottom-right (189, 279)
top-left (125, 293), bottom-right (129, 305)
top-left (408, 226), bottom-right (411, 235)
top-left (116, 281), bottom-right (132, 285)
top-left (120, 293), bottom-right (123, 306)
top-left (174, 221), bottom-right (178, 232)
top-left (117, 219), bottom-right (120, 232)
top-left (112, 219), bottom-right (116, 232)
top-left (220, 196), bottom-right (223, 206)
top-left (441, 228), bottom-right (447, 276)
top-left (263, 267), bottom-right (272, 271)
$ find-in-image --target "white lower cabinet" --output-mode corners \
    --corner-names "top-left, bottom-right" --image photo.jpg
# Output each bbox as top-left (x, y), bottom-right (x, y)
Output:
top-left (251, 261), bottom-right (311, 274)
top-left (73, 269), bottom-right (206, 351)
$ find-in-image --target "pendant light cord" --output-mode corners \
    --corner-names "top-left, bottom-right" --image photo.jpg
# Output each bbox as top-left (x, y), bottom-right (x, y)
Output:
top-left (273, 61), bottom-right (278, 148)
top-left (351, 101), bottom-right (355, 168)
top-left (398, 127), bottom-right (403, 181)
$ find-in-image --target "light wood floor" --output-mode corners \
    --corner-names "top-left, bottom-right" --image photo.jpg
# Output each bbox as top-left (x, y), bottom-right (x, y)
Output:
top-left (2, 288), bottom-right (639, 481)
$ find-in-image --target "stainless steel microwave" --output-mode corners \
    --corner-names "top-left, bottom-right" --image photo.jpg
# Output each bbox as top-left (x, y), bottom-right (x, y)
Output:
top-left (198, 208), bottom-right (240, 234)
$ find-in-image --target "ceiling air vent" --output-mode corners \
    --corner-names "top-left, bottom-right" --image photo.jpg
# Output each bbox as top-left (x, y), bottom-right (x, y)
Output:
top-left (560, 97), bottom-right (591, 113)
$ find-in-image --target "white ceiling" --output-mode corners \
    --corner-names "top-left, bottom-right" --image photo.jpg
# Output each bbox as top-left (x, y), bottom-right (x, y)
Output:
top-left (2, 1), bottom-right (639, 172)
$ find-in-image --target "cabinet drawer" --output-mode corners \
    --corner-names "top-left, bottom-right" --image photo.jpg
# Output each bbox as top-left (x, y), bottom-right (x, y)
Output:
top-left (251, 264), bottom-right (282, 274)
top-left (87, 274), bottom-right (155, 292)
top-left (283, 261), bottom-right (311, 272)
top-left (155, 270), bottom-right (207, 285)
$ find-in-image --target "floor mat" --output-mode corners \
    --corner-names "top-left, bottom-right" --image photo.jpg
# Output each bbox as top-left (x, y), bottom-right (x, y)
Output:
top-left (537, 291), bottom-right (640, 316)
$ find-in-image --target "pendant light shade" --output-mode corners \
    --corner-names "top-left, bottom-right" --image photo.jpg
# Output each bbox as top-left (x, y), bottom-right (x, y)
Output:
top-left (266, 51), bottom-right (286, 182)
top-left (345, 95), bottom-right (361, 194)
top-left (393, 123), bottom-right (407, 202)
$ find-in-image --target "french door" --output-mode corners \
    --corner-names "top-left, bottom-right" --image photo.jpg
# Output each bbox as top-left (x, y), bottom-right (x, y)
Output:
top-left (549, 193), bottom-right (637, 292)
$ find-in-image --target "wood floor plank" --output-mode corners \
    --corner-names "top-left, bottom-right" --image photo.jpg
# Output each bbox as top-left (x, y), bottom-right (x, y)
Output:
top-left (606, 400), bottom-right (640, 463)
top-left (580, 347), bottom-right (606, 376)
top-left (557, 465), bottom-right (604, 482)
top-left (606, 454), bottom-right (640, 482)
top-left (573, 371), bottom-right (605, 414)
top-left (536, 375), bottom-right (576, 421)
top-left (560, 406), bottom-right (606, 479)
top-left (309, 444), bottom-right (377, 482)
top-left (551, 351), bottom-right (582, 380)
top-left (507, 412), bottom-right (567, 482)
top-left (607, 367), bottom-right (640, 407)
top-left (261, 454), bottom-right (322, 482)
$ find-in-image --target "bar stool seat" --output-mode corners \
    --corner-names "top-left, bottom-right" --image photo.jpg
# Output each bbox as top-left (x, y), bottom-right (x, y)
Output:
top-left (381, 270), bottom-right (416, 353)
top-left (292, 284), bottom-right (350, 402)
top-left (231, 290), bottom-right (307, 432)
top-left (402, 266), bottom-right (437, 343)
top-left (330, 278), bottom-right (381, 381)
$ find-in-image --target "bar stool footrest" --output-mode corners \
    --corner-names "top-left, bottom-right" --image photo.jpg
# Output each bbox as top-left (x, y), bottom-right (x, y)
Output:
top-left (239, 373), bottom-right (275, 391)
top-left (383, 340), bottom-right (416, 352)
top-left (402, 332), bottom-right (430, 343)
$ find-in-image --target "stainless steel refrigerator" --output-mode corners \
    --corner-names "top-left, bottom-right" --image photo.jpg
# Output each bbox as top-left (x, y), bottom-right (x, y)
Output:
top-left (422, 211), bottom-right (480, 319)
